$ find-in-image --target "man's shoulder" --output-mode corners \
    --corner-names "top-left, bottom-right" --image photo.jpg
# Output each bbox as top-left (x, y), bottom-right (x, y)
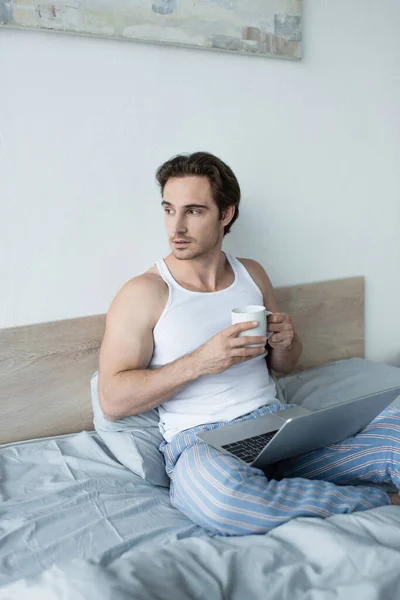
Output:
top-left (236, 257), bottom-right (275, 301)
top-left (236, 257), bottom-right (262, 269)
top-left (237, 257), bottom-right (269, 279)
top-left (110, 268), bottom-right (168, 313)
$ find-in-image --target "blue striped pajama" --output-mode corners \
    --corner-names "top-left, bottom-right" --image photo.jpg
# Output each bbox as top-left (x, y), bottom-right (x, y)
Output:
top-left (159, 402), bottom-right (400, 536)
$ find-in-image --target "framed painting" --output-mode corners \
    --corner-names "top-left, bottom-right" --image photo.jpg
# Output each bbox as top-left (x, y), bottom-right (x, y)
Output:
top-left (0, 1), bottom-right (302, 60)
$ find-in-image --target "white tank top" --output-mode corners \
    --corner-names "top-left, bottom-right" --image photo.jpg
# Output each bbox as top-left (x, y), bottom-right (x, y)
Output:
top-left (150, 251), bottom-right (277, 442)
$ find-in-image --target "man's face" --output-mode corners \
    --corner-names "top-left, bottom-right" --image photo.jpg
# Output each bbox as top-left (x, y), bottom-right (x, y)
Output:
top-left (162, 176), bottom-right (226, 260)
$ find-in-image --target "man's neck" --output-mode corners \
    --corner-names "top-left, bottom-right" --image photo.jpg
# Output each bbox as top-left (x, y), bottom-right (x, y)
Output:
top-left (165, 249), bottom-right (231, 293)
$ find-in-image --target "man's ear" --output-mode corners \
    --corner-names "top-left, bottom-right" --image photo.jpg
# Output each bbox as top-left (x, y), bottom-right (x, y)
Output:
top-left (221, 205), bottom-right (236, 227)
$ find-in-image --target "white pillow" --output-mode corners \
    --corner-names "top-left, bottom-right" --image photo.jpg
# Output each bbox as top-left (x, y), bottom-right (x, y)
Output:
top-left (90, 372), bottom-right (169, 487)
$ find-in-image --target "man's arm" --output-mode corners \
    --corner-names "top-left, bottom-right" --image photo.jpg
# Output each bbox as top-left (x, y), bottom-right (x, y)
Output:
top-left (98, 276), bottom-right (269, 421)
top-left (237, 258), bottom-right (302, 375)
top-left (98, 277), bottom-right (201, 421)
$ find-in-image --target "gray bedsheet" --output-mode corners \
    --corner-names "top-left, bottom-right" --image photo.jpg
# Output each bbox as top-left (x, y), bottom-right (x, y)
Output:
top-left (2, 506), bottom-right (400, 599)
top-left (2, 358), bottom-right (400, 598)
top-left (0, 431), bottom-right (208, 588)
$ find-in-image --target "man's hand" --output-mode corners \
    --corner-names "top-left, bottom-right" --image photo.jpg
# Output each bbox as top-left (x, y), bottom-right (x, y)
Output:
top-left (267, 313), bottom-right (295, 352)
top-left (194, 322), bottom-right (267, 377)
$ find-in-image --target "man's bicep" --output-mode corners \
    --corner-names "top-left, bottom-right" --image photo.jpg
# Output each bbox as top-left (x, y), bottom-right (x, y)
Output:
top-left (98, 282), bottom-right (154, 385)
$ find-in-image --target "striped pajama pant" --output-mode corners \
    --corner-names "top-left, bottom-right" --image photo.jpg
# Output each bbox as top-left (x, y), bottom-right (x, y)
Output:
top-left (159, 402), bottom-right (400, 536)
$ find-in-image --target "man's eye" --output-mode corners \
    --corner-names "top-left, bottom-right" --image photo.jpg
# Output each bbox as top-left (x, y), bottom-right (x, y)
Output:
top-left (164, 209), bottom-right (200, 215)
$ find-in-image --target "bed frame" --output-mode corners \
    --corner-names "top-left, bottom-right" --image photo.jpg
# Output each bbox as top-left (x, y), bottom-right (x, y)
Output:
top-left (0, 276), bottom-right (365, 445)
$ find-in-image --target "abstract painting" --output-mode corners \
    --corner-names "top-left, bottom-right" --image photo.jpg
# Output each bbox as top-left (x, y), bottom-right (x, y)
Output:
top-left (0, 1), bottom-right (302, 60)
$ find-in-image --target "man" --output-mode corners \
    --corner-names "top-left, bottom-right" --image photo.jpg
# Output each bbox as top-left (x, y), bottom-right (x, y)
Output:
top-left (98, 151), bottom-right (400, 536)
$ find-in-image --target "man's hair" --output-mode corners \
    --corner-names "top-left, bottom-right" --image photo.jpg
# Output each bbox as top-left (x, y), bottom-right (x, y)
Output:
top-left (155, 151), bottom-right (240, 236)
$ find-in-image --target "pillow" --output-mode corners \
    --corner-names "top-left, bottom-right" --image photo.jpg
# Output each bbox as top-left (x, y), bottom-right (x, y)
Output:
top-left (90, 371), bottom-right (169, 487)
top-left (279, 358), bottom-right (400, 410)
top-left (278, 358), bottom-right (400, 493)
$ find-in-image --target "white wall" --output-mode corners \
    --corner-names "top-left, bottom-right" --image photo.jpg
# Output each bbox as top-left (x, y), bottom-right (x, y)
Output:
top-left (1, 0), bottom-right (399, 365)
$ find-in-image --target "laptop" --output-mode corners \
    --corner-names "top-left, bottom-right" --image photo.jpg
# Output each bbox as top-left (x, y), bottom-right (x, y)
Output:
top-left (196, 386), bottom-right (400, 469)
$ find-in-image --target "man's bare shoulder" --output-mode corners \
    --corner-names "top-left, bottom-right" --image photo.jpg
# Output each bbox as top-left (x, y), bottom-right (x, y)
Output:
top-left (237, 257), bottom-right (270, 282)
top-left (237, 257), bottom-right (277, 310)
top-left (123, 265), bottom-right (166, 294)
top-left (108, 266), bottom-right (168, 326)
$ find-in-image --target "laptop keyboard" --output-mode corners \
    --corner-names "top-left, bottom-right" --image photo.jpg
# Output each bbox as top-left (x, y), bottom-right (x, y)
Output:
top-left (221, 431), bottom-right (278, 463)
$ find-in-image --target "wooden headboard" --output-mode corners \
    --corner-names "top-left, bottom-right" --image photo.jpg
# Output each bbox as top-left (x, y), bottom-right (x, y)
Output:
top-left (0, 276), bottom-right (364, 445)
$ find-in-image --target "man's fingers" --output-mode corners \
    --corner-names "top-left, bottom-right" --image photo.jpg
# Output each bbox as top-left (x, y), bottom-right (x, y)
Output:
top-left (270, 333), bottom-right (290, 343)
top-left (267, 313), bottom-right (291, 324)
top-left (227, 321), bottom-right (259, 337)
top-left (231, 346), bottom-right (266, 358)
top-left (231, 336), bottom-right (267, 347)
top-left (268, 322), bottom-right (293, 333)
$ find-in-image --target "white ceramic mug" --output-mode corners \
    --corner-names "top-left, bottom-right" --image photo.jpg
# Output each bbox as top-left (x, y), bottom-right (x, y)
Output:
top-left (231, 305), bottom-right (273, 347)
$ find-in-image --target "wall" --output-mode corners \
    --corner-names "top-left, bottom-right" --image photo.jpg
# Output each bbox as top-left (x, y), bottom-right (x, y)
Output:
top-left (1, 0), bottom-right (399, 365)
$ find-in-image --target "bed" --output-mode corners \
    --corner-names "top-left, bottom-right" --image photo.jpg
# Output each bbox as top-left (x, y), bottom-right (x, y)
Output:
top-left (1, 275), bottom-right (400, 599)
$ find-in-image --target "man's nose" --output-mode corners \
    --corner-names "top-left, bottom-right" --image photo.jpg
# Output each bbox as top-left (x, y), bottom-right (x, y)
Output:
top-left (174, 217), bottom-right (188, 234)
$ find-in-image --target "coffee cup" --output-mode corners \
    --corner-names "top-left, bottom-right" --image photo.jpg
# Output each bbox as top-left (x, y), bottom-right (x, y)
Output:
top-left (231, 305), bottom-right (273, 347)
